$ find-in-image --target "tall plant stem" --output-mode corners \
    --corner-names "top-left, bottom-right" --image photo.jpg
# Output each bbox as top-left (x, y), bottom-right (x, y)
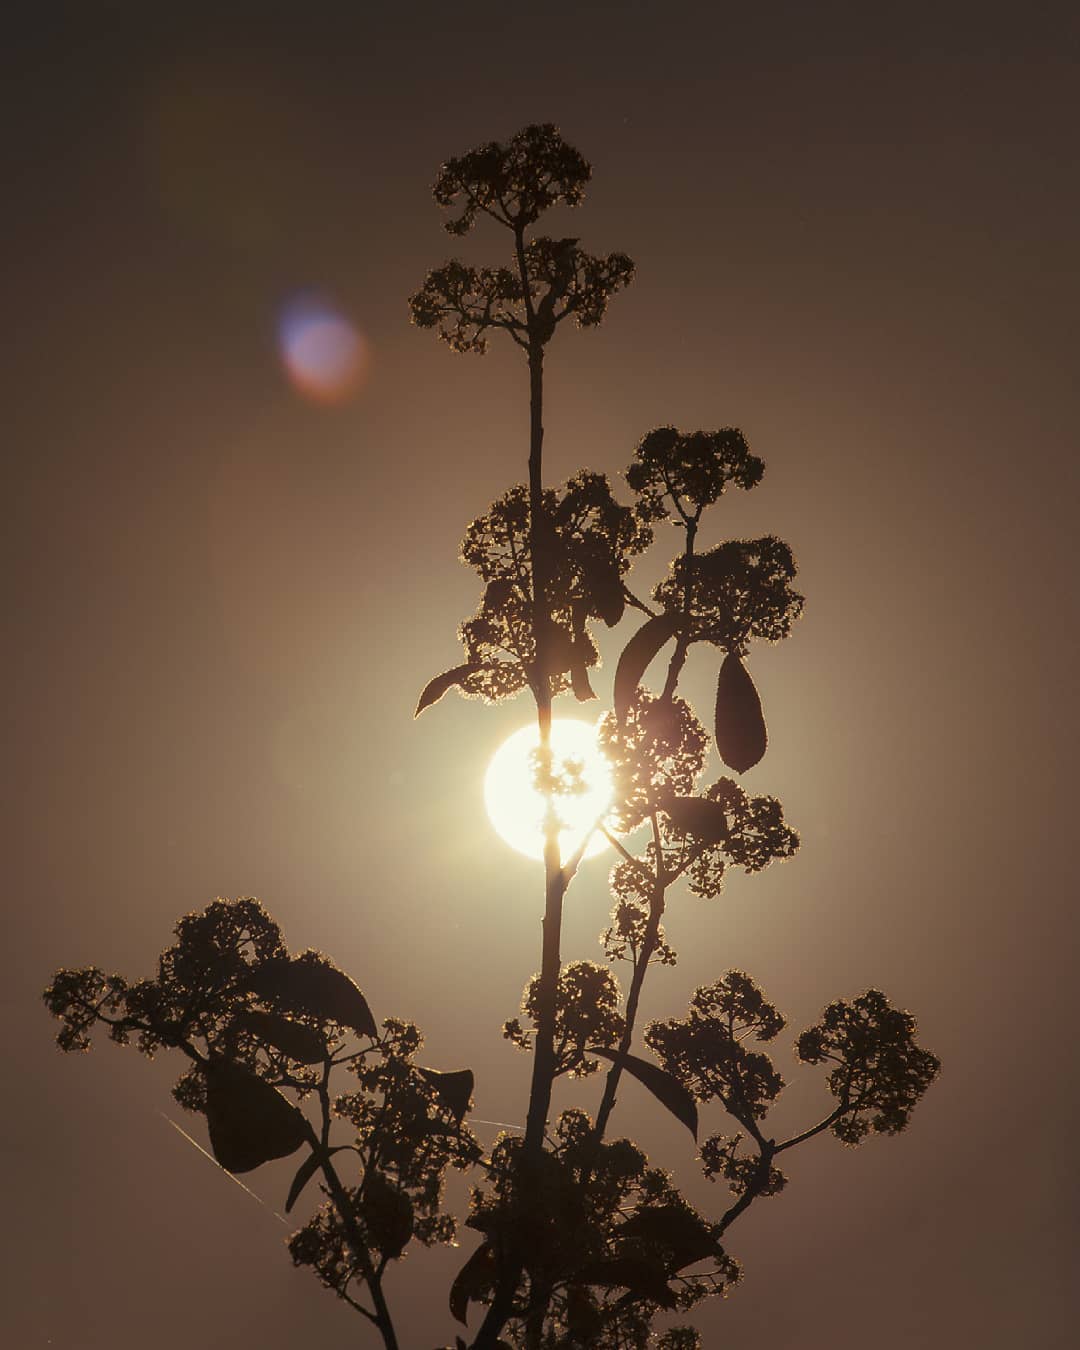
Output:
top-left (519, 232), bottom-right (564, 1160)
top-left (473, 255), bottom-right (568, 1348)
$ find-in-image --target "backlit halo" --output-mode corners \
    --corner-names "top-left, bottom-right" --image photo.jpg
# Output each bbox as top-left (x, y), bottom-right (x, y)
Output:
top-left (484, 719), bottom-right (613, 861)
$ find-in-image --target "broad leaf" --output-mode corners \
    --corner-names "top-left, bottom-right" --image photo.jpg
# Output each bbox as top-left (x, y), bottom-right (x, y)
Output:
top-left (591, 1047), bottom-right (698, 1140)
top-left (576, 1256), bottom-right (678, 1308)
top-left (570, 649), bottom-right (598, 702)
top-left (664, 796), bottom-right (730, 846)
top-left (284, 1144), bottom-right (348, 1213)
top-left (361, 1171), bottom-right (414, 1260)
top-left (450, 1241), bottom-right (496, 1325)
top-left (591, 562), bottom-right (625, 627)
top-left (204, 1060), bottom-right (307, 1174)
top-left (618, 1203), bottom-right (720, 1271)
top-left (248, 954), bottom-right (377, 1039)
top-left (415, 664), bottom-right (479, 717)
top-left (714, 652), bottom-right (767, 772)
top-left (232, 1009), bottom-right (327, 1064)
top-left (614, 613), bottom-right (680, 721)
top-left (417, 1066), bottom-right (474, 1122)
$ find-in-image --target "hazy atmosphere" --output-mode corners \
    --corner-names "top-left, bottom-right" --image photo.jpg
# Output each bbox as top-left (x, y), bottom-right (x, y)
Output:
top-left (6, 4), bottom-right (1077, 1347)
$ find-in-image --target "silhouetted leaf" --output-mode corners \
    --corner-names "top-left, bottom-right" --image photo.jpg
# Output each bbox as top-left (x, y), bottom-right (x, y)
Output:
top-left (591, 562), bottom-right (625, 627)
top-left (576, 1256), bottom-right (678, 1308)
top-left (614, 613), bottom-right (680, 720)
top-left (417, 1066), bottom-right (474, 1122)
top-left (248, 954), bottom-right (377, 1039)
top-left (204, 1060), bottom-right (307, 1174)
top-left (450, 1241), bottom-right (496, 1325)
top-left (232, 1010), bottom-right (327, 1064)
top-left (570, 648), bottom-right (598, 702)
top-left (714, 653), bottom-right (767, 772)
top-left (618, 1203), bottom-right (719, 1271)
top-left (284, 1144), bottom-right (348, 1214)
top-left (415, 664), bottom-right (479, 717)
top-left (664, 797), bottom-right (730, 846)
top-left (362, 1171), bottom-right (414, 1259)
top-left (591, 1047), bottom-right (698, 1140)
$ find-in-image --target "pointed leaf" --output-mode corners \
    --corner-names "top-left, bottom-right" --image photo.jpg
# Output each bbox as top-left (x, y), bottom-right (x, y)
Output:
top-left (618, 1203), bottom-right (720, 1271)
top-left (361, 1171), bottom-right (414, 1259)
top-left (232, 1010), bottom-right (328, 1064)
top-left (248, 954), bottom-right (377, 1039)
top-left (284, 1144), bottom-right (347, 1214)
top-left (450, 1241), bottom-right (496, 1325)
top-left (591, 1047), bottom-right (698, 1140)
top-left (417, 1066), bottom-right (474, 1122)
top-left (204, 1060), bottom-right (307, 1174)
top-left (570, 648), bottom-right (598, 702)
top-left (714, 653), bottom-right (767, 772)
top-left (663, 797), bottom-right (730, 846)
top-left (415, 664), bottom-right (477, 717)
top-left (576, 1256), bottom-right (678, 1308)
top-left (591, 562), bottom-right (625, 627)
top-left (614, 613), bottom-right (680, 721)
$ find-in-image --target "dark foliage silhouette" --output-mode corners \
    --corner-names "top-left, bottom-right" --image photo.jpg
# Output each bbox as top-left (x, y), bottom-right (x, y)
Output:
top-left (45, 123), bottom-right (939, 1350)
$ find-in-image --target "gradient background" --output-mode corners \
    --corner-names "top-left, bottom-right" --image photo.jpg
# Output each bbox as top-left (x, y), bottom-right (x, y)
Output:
top-left (5, 3), bottom-right (1077, 1347)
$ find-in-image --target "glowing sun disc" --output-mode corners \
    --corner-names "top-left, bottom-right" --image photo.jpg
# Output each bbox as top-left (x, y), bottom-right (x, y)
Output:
top-left (484, 719), bottom-right (613, 861)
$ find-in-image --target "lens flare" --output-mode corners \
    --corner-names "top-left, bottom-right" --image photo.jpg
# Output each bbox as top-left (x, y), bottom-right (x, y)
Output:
top-left (278, 295), bottom-right (368, 403)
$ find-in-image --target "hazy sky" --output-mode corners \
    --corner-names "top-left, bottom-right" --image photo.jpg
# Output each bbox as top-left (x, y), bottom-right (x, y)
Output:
top-left (6, 4), bottom-right (1077, 1348)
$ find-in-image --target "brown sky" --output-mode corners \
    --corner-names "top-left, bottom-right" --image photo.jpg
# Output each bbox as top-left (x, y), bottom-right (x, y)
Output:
top-left (5, 3), bottom-right (1078, 1347)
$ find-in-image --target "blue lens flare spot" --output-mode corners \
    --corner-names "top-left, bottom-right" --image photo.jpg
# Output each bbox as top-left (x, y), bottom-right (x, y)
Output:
top-left (277, 295), bottom-right (369, 403)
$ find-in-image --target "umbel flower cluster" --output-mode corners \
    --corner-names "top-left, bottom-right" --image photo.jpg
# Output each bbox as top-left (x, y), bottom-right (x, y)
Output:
top-left (45, 124), bottom-right (939, 1350)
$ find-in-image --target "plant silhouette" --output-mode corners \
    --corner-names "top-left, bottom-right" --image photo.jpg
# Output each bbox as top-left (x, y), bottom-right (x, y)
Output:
top-left (45, 124), bottom-right (940, 1350)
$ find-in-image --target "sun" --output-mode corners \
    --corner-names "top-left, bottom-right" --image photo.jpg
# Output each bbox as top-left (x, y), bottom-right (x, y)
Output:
top-left (484, 719), bottom-right (614, 861)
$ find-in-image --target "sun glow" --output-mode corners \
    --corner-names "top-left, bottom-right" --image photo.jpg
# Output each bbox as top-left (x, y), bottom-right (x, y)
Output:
top-left (484, 719), bottom-right (614, 861)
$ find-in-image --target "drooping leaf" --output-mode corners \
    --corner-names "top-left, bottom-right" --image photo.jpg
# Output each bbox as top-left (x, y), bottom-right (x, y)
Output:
top-left (284, 1144), bottom-right (348, 1213)
top-left (591, 1047), bottom-right (698, 1140)
top-left (361, 1171), bottom-right (414, 1260)
top-left (663, 796), bottom-right (730, 846)
top-left (576, 1256), bottom-right (678, 1308)
top-left (417, 1066), bottom-right (474, 1122)
top-left (232, 1009), bottom-right (328, 1064)
top-left (614, 612), bottom-right (680, 721)
top-left (415, 664), bottom-right (479, 717)
top-left (450, 1241), bottom-right (496, 1325)
top-left (617, 1203), bottom-right (720, 1271)
top-left (714, 652), bottom-right (767, 772)
top-left (248, 954), bottom-right (377, 1039)
top-left (591, 561), bottom-right (625, 627)
top-left (204, 1059), bottom-right (307, 1174)
top-left (570, 648), bottom-right (598, 702)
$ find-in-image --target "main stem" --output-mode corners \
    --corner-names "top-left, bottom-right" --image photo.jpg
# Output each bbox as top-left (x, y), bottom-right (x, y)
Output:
top-left (473, 307), bottom-right (567, 1349)
top-left (523, 338), bottom-right (565, 1159)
